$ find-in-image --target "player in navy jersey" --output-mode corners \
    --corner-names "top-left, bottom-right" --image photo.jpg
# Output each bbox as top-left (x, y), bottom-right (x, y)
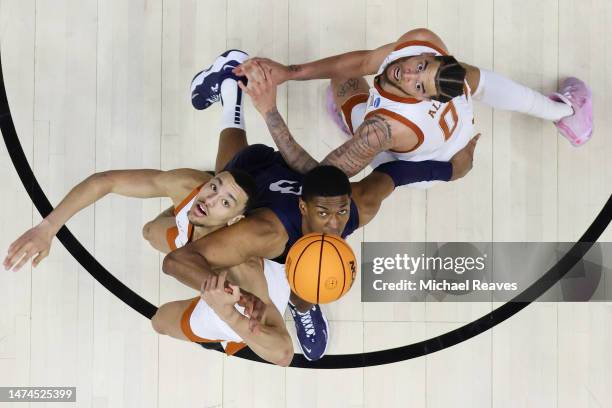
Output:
top-left (163, 50), bottom-right (480, 361)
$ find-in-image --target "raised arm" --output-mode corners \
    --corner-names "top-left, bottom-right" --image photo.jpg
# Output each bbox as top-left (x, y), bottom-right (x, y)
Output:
top-left (234, 42), bottom-right (396, 86)
top-left (3, 168), bottom-right (206, 271)
top-left (162, 210), bottom-right (288, 291)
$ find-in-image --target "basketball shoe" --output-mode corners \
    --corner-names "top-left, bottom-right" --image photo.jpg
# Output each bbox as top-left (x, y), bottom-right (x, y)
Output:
top-left (549, 77), bottom-right (593, 146)
top-left (191, 49), bottom-right (249, 110)
top-left (288, 302), bottom-right (329, 361)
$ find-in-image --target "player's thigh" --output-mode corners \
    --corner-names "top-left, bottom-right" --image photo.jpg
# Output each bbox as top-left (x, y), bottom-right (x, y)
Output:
top-left (151, 298), bottom-right (194, 341)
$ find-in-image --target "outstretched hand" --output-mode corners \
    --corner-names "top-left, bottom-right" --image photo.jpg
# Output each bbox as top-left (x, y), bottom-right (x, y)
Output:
top-left (236, 60), bottom-right (279, 116)
top-left (449, 133), bottom-right (481, 181)
top-left (233, 57), bottom-right (291, 85)
top-left (4, 220), bottom-right (55, 272)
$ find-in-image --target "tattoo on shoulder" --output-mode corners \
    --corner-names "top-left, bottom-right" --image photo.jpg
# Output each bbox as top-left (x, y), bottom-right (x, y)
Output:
top-left (336, 78), bottom-right (360, 98)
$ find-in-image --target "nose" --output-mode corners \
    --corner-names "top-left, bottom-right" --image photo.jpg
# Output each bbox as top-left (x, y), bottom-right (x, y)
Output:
top-left (203, 194), bottom-right (217, 207)
top-left (326, 216), bottom-right (340, 232)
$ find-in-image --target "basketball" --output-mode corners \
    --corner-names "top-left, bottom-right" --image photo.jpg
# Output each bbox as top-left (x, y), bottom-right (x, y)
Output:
top-left (285, 233), bottom-right (357, 304)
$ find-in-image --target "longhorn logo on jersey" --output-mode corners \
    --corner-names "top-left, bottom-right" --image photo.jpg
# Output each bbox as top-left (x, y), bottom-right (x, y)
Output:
top-left (269, 180), bottom-right (302, 195)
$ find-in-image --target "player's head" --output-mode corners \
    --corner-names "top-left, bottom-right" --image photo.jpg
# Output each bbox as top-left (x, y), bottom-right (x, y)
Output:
top-left (382, 54), bottom-right (466, 102)
top-left (299, 166), bottom-right (352, 236)
top-left (188, 169), bottom-right (256, 228)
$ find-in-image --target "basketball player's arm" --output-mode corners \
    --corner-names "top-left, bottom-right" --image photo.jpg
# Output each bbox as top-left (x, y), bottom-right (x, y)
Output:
top-left (224, 299), bottom-right (293, 366)
top-left (234, 43), bottom-right (396, 84)
top-left (3, 168), bottom-right (206, 271)
top-left (351, 134), bottom-right (480, 226)
top-left (162, 211), bottom-right (289, 291)
top-left (238, 65), bottom-right (318, 174)
top-left (319, 114), bottom-right (418, 177)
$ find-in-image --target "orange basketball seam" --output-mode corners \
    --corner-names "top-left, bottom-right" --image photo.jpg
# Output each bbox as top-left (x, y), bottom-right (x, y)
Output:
top-left (292, 239), bottom-right (323, 302)
top-left (316, 234), bottom-right (325, 304)
top-left (324, 237), bottom-right (347, 298)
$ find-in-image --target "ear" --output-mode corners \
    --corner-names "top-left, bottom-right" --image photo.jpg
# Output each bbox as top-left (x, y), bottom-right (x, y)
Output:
top-left (298, 198), bottom-right (307, 216)
top-left (227, 214), bottom-right (245, 226)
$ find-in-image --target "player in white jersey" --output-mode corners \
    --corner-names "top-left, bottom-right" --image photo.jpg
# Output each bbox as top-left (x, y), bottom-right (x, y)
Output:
top-left (235, 28), bottom-right (592, 182)
top-left (4, 50), bottom-right (294, 366)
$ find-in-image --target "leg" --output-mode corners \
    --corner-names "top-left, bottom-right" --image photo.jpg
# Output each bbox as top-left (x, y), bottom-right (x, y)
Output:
top-left (470, 66), bottom-right (592, 145)
top-left (288, 291), bottom-right (329, 361)
top-left (189, 50), bottom-right (250, 172)
top-left (470, 66), bottom-right (573, 120)
top-left (215, 127), bottom-right (247, 174)
top-left (289, 291), bottom-right (312, 313)
top-left (151, 299), bottom-right (193, 341)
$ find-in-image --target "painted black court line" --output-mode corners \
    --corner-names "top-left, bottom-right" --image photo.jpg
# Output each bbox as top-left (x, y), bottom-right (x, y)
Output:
top-left (1, 50), bottom-right (610, 369)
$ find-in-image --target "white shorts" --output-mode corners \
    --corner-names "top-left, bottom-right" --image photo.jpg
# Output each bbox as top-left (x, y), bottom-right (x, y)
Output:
top-left (180, 259), bottom-right (289, 354)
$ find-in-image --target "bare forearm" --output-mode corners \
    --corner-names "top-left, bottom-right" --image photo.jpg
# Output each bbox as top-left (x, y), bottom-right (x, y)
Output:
top-left (45, 174), bottom-right (111, 234)
top-left (225, 310), bottom-right (293, 366)
top-left (288, 50), bottom-right (371, 80)
top-left (264, 108), bottom-right (318, 174)
top-left (162, 250), bottom-right (215, 291)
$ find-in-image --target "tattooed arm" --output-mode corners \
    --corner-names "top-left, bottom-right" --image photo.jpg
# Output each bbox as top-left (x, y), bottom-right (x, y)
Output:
top-left (238, 62), bottom-right (319, 174)
top-left (264, 109), bottom-right (319, 174)
top-left (320, 114), bottom-right (418, 177)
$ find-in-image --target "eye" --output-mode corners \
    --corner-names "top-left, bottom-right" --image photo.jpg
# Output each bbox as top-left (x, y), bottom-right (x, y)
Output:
top-left (417, 63), bottom-right (424, 72)
top-left (416, 82), bottom-right (423, 93)
top-left (222, 199), bottom-right (230, 208)
top-left (318, 212), bottom-right (328, 217)
top-left (338, 209), bottom-right (348, 215)
top-left (211, 183), bottom-right (217, 192)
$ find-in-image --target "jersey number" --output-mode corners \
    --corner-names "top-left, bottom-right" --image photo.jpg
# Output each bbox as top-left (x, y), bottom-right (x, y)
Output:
top-left (438, 101), bottom-right (458, 141)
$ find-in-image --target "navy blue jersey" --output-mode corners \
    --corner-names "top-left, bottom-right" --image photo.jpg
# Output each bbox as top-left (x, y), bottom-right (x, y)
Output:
top-left (224, 144), bottom-right (360, 263)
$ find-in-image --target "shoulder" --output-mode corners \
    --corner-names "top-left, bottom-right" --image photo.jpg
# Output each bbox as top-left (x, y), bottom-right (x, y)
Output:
top-left (158, 169), bottom-right (212, 204)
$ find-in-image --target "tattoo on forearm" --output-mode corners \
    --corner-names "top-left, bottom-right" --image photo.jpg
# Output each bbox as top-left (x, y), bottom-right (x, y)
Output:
top-left (336, 78), bottom-right (360, 98)
top-left (264, 109), bottom-right (318, 174)
top-left (322, 115), bottom-right (393, 177)
top-left (288, 65), bottom-right (300, 72)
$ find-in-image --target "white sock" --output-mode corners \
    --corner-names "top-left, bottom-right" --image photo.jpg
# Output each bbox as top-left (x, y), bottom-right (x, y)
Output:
top-left (220, 79), bottom-right (245, 130)
top-left (473, 69), bottom-right (573, 121)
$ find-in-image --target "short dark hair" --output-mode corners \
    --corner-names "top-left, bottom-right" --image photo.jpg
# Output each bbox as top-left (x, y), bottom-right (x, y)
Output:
top-left (301, 165), bottom-right (351, 202)
top-left (433, 55), bottom-right (467, 103)
top-left (226, 168), bottom-right (257, 210)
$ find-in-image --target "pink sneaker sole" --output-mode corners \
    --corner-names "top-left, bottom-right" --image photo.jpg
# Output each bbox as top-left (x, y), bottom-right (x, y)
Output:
top-left (325, 85), bottom-right (351, 136)
top-left (549, 77), bottom-right (593, 147)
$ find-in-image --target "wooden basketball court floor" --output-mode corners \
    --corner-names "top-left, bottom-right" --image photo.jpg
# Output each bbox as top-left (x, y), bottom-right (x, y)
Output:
top-left (0, 0), bottom-right (610, 407)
